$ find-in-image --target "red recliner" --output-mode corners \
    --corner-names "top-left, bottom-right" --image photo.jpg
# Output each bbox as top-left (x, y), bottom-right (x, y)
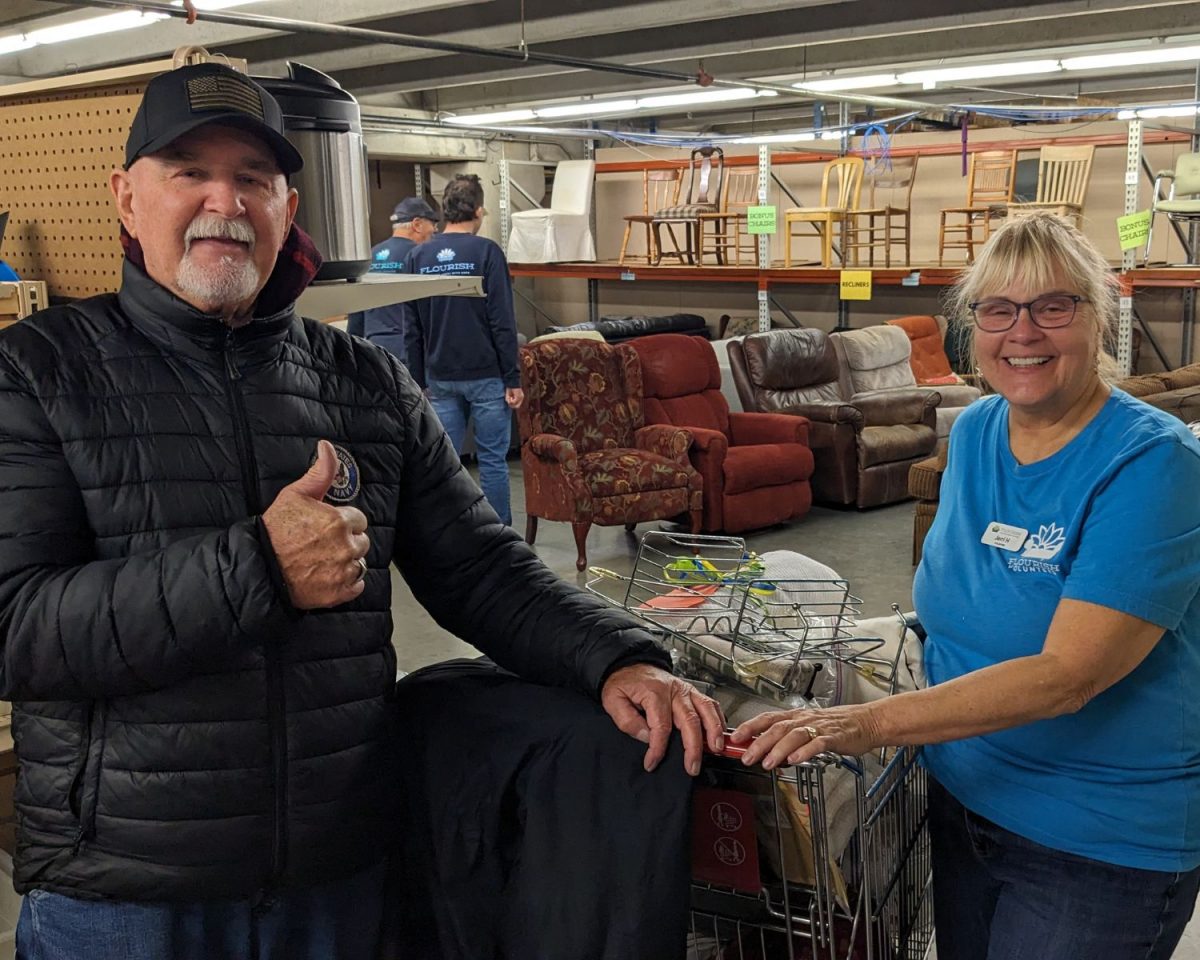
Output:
top-left (629, 334), bottom-right (814, 533)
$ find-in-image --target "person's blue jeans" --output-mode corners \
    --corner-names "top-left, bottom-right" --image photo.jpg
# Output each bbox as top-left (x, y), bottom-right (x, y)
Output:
top-left (929, 777), bottom-right (1200, 960)
top-left (427, 377), bottom-right (513, 525)
top-left (15, 862), bottom-right (385, 960)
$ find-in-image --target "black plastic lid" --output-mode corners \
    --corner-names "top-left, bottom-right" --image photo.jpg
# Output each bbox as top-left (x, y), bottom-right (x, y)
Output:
top-left (254, 62), bottom-right (361, 132)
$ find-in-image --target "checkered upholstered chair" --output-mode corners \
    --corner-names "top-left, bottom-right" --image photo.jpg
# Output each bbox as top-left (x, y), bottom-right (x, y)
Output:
top-left (649, 146), bottom-right (725, 265)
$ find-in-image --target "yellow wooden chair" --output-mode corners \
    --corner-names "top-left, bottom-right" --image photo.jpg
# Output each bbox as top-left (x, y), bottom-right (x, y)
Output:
top-left (783, 156), bottom-right (865, 268)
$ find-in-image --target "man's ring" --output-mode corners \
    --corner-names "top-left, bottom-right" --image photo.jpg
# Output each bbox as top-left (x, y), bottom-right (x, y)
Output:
top-left (802, 725), bottom-right (819, 740)
top-left (355, 557), bottom-right (368, 580)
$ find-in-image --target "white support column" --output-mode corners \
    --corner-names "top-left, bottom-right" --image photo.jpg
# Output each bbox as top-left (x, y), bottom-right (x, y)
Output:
top-left (498, 156), bottom-right (512, 257)
top-left (1117, 118), bottom-right (1143, 377)
top-left (758, 144), bottom-right (771, 332)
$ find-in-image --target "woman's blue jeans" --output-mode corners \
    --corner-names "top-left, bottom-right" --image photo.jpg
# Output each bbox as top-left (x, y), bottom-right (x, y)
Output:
top-left (929, 777), bottom-right (1200, 960)
top-left (427, 377), bottom-right (513, 525)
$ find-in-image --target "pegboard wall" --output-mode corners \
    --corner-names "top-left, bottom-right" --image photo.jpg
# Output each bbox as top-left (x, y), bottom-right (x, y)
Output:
top-left (0, 83), bottom-right (145, 299)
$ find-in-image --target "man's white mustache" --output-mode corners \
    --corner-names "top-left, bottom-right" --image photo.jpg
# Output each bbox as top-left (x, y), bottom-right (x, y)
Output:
top-left (184, 216), bottom-right (256, 252)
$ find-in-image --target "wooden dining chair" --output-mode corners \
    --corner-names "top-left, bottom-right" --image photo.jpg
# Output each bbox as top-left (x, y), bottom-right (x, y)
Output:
top-left (1006, 145), bottom-right (1095, 229)
top-left (783, 156), bottom-right (865, 268)
top-left (618, 168), bottom-right (682, 266)
top-left (845, 155), bottom-right (918, 267)
top-left (698, 165), bottom-right (758, 266)
top-left (938, 150), bottom-right (1016, 265)
top-left (650, 147), bottom-right (725, 265)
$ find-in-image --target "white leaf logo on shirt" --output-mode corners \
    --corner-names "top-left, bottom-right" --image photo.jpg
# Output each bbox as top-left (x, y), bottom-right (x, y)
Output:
top-left (1022, 523), bottom-right (1066, 560)
top-left (436, 247), bottom-right (456, 263)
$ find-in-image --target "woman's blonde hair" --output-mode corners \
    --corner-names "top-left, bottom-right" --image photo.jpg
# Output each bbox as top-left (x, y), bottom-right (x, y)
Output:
top-left (946, 211), bottom-right (1121, 383)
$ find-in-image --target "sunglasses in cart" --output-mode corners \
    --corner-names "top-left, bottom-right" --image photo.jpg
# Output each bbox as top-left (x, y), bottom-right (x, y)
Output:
top-left (968, 294), bottom-right (1089, 333)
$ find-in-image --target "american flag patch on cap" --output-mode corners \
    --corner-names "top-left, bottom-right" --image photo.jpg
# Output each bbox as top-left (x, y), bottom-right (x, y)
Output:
top-left (186, 73), bottom-right (264, 119)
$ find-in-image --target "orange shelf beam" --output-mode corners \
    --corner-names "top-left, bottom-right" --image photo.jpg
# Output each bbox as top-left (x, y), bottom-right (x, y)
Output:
top-left (510, 262), bottom-right (1200, 290)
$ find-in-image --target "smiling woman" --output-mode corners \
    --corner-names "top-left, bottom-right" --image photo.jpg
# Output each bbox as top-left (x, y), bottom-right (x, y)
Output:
top-left (947, 212), bottom-right (1121, 449)
top-left (732, 212), bottom-right (1200, 960)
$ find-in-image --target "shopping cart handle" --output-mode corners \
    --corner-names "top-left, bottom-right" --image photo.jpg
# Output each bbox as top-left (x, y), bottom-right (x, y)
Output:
top-left (707, 738), bottom-right (750, 760)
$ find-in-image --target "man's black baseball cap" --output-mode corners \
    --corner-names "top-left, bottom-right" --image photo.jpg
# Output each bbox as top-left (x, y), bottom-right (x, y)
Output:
top-left (390, 197), bottom-right (439, 223)
top-left (125, 62), bottom-right (304, 175)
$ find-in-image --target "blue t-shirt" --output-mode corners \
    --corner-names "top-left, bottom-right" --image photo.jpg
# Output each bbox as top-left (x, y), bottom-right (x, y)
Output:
top-left (346, 236), bottom-right (416, 351)
top-left (914, 389), bottom-right (1200, 871)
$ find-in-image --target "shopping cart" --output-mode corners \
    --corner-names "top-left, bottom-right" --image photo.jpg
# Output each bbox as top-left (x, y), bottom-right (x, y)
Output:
top-left (586, 531), bottom-right (934, 959)
top-left (688, 743), bottom-right (932, 960)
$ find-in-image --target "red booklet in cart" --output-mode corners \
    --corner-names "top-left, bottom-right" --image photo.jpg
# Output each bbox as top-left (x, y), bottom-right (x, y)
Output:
top-left (691, 786), bottom-right (761, 893)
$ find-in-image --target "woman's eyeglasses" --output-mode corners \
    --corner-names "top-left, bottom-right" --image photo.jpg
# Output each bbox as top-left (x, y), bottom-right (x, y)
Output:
top-left (968, 294), bottom-right (1088, 333)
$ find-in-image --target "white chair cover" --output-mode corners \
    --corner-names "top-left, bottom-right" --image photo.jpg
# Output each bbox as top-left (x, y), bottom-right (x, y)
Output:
top-left (507, 160), bottom-right (597, 263)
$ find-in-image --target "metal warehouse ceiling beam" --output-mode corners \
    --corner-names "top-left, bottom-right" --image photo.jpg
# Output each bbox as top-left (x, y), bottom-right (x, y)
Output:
top-left (3, 0), bottom-right (478, 77)
top-left (338, 0), bottom-right (1200, 107)
top-left (53, 0), bottom-right (932, 109)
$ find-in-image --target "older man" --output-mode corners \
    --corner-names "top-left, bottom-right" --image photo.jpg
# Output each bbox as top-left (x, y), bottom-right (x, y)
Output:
top-left (345, 195), bottom-right (438, 346)
top-left (0, 62), bottom-right (721, 960)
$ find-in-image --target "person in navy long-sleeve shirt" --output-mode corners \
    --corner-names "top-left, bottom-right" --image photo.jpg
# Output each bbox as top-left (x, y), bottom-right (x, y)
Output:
top-left (346, 196), bottom-right (438, 354)
top-left (402, 174), bottom-right (523, 525)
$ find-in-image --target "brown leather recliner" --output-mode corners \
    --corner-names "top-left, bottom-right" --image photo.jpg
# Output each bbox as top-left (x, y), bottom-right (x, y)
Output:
top-left (728, 328), bottom-right (939, 509)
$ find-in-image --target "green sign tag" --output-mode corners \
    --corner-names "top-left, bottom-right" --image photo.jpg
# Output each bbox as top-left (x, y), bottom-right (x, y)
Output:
top-left (1116, 210), bottom-right (1152, 251)
top-left (746, 206), bottom-right (777, 235)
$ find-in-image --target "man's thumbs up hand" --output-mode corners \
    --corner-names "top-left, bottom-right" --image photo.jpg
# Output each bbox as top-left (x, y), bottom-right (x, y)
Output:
top-left (262, 441), bottom-right (370, 609)
top-left (291, 439), bottom-right (340, 502)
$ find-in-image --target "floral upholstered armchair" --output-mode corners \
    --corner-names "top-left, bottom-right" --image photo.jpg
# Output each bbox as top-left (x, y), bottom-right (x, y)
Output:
top-left (518, 338), bottom-right (703, 571)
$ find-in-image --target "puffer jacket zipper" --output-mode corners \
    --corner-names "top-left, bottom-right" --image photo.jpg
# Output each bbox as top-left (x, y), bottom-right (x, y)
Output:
top-left (224, 330), bottom-right (288, 891)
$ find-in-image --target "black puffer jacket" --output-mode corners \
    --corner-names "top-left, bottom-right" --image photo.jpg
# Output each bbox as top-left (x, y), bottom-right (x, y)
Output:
top-left (0, 256), bottom-right (667, 901)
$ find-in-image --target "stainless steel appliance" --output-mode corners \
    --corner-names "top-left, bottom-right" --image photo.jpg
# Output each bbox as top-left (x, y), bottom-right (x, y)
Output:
top-left (257, 62), bottom-right (371, 281)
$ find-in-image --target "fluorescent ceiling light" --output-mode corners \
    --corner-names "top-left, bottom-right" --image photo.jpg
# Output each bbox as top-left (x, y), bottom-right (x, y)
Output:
top-left (445, 108), bottom-right (536, 125)
top-left (172, 0), bottom-right (262, 8)
top-left (794, 73), bottom-right (899, 93)
top-left (1063, 45), bottom-right (1200, 71)
top-left (25, 10), bottom-right (168, 45)
top-left (635, 88), bottom-right (776, 109)
top-left (535, 99), bottom-right (638, 119)
top-left (0, 35), bottom-right (35, 56)
top-left (898, 59), bottom-right (1061, 88)
top-left (1117, 104), bottom-right (1200, 119)
top-left (731, 132), bottom-right (818, 144)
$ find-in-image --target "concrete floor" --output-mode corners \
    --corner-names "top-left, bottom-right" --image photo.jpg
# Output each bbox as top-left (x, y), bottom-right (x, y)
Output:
top-left (392, 462), bottom-right (919, 674)
top-left (392, 461), bottom-right (1200, 960)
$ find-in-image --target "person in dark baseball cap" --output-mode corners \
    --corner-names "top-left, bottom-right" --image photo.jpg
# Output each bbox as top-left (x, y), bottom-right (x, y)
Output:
top-left (109, 61), bottom-right (307, 327)
top-left (389, 196), bottom-right (438, 224)
top-left (345, 196), bottom-right (438, 341)
top-left (125, 61), bottom-right (303, 175)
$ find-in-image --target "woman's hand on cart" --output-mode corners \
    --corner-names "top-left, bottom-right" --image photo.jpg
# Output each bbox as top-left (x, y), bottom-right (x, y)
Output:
top-left (729, 703), bottom-right (883, 769)
top-left (601, 664), bottom-right (727, 776)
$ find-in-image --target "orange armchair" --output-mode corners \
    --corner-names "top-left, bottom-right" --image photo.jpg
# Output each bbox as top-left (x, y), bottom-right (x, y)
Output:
top-left (628, 334), bottom-right (814, 533)
top-left (518, 338), bottom-right (703, 571)
top-left (885, 315), bottom-right (966, 386)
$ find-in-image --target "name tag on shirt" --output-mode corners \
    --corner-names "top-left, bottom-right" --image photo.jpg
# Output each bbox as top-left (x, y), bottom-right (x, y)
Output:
top-left (981, 522), bottom-right (1028, 552)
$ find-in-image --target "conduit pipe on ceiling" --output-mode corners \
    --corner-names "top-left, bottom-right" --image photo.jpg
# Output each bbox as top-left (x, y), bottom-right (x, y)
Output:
top-left (57, 0), bottom-right (937, 111)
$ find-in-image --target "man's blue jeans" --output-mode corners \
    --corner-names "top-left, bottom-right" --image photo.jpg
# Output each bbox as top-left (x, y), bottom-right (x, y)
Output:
top-left (929, 777), bottom-right (1200, 960)
top-left (427, 377), bottom-right (513, 525)
top-left (15, 862), bottom-right (385, 960)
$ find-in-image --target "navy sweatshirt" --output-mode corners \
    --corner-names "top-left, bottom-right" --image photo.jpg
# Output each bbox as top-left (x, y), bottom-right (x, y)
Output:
top-left (401, 232), bottom-right (519, 389)
top-left (346, 235), bottom-right (416, 350)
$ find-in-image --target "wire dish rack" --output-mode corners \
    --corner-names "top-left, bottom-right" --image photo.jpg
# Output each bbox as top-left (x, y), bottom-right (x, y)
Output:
top-left (587, 531), bottom-right (906, 706)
